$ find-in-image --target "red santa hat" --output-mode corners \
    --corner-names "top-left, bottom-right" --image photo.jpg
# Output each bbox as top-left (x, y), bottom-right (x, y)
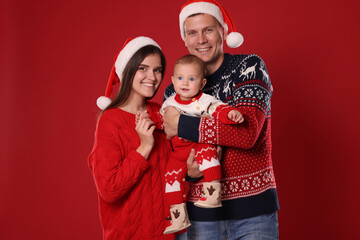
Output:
top-left (96, 36), bottom-right (161, 110)
top-left (179, 0), bottom-right (244, 48)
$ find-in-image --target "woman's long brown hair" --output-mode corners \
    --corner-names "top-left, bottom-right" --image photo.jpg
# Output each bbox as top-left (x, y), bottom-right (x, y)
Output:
top-left (101, 45), bottom-right (166, 114)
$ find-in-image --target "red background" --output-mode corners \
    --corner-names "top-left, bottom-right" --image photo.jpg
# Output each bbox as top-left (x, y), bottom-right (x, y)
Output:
top-left (1, 0), bottom-right (359, 239)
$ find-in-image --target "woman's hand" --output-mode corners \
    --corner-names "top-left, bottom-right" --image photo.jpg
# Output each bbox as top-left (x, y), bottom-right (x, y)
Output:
top-left (135, 111), bottom-right (149, 125)
top-left (135, 111), bottom-right (156, 160)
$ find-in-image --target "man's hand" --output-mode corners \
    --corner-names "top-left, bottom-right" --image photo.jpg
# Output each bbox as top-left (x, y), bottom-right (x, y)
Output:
top-left (216, 145), bottom-right (222, 162)
top-left (186, 148), bottom-right (203, 178)
top-left (163, 106), bottom-right (180, 139)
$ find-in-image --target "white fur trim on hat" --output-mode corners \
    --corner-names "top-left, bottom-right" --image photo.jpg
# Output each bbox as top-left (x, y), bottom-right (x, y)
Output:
top-left (96, 36), bottom-right (161, 110)
top-left (115, 36), bottom-right (160, 82)
top-left (179, 1), bottom-right (243, 48)
top-left (179, 2), bottom-right (226, 40)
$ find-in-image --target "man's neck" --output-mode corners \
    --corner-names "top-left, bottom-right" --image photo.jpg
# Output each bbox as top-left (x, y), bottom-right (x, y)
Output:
top-left (205, 54), bottom-right (224, 75)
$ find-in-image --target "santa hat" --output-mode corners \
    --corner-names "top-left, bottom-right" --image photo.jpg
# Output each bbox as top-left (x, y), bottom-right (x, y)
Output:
top-left (97, 36), bottom-right (161, 110)
top-left (179, 0), bottom-right (244, 48)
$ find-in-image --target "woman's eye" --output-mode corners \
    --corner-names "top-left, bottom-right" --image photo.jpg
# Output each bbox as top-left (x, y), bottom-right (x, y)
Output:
top-left (139, 67), bottom-right (146, 71)
top-left (154, 68), bottom-right (162, 73)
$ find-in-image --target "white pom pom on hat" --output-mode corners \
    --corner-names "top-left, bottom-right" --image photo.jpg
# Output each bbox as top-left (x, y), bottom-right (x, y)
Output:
top-left (96, 96), bottom-right (112, 111)
top-left (96, 36), bottom-right (161, 110)
top-left (226, 32), bottom-right (244, 48)
top-left (179, 0), bottom-right (244, 48)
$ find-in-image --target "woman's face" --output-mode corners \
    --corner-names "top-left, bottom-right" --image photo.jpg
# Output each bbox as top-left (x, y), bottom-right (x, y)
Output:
top-left (131, 54), bottom-right (163, 99)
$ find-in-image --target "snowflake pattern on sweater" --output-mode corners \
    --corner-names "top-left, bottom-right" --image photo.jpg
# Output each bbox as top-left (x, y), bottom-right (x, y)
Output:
top-left (164, 54), bottom-right (277, 204)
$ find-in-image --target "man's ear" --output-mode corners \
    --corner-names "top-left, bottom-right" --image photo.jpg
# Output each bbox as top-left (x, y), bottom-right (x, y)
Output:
top-left (200, 78), bottom-right (207, 89)
top-left (184, 39), bottom-right (188, 48)
top-left (222, 27), bottom-right (228, 41)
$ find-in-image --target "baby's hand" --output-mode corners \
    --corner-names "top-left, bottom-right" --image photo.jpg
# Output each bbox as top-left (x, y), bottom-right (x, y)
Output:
top-left (228, 110), bottom-right (244, 123)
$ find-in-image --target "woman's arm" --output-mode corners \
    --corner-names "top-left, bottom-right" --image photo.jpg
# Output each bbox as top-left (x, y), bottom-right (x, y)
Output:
top-left (88, 114), bottom-right (154, 203)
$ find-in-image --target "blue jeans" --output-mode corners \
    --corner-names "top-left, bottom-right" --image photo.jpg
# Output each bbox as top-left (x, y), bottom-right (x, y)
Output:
top-left (176, 212), bottom-right (278, 240)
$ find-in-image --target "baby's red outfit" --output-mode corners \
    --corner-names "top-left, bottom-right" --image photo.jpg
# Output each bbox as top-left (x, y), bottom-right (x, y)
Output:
top-left (152, 91), bottom-right (238, 206)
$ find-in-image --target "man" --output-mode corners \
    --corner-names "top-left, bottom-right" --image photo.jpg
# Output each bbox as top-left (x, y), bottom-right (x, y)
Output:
top-left (163, 0), bottom-right (279, 239)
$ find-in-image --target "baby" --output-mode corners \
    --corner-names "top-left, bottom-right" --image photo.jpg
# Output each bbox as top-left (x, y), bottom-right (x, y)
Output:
top-left (161, 55), bottom-right (244, 234)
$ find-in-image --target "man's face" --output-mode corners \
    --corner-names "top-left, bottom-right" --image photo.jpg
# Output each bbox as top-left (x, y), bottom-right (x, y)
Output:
top-left (183, 14), bottom-right (225, 71)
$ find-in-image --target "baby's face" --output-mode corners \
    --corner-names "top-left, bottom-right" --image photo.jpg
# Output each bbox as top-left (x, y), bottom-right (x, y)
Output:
top-left (172, 63), bottom-right (206, 101)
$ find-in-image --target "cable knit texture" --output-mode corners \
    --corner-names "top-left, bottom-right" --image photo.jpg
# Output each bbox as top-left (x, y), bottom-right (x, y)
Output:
top-left (88, 101), bottom-right (175, 240)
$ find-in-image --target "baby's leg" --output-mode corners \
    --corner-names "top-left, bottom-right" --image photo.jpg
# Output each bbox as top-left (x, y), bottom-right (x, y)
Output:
top-left (164, 156), bottom-right (191, 234)
top-left (194, 144), bottom-right (221, 182)
top-left (194, 144), bottom-right (222, 208)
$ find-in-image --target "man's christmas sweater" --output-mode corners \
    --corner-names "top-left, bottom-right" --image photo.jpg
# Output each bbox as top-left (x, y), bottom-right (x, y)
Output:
top-left (164, 53), bottom-right (279, 221)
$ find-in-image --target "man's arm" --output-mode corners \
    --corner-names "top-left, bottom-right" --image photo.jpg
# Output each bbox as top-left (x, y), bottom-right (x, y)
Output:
top-left (163, 106), bottom-right (267, 149)
top-left (198, 106), bottom-right (267, 149)
top-left (163, 55), bottom-right (272, 149)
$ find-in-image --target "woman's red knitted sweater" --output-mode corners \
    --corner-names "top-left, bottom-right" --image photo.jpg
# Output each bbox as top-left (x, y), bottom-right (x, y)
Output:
top-left (88, 102), bottom-right (174, 240)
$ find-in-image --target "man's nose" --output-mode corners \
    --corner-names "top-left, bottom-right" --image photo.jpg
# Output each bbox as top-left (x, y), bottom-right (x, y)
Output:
top-left (198, 33), bottom-right (207, 44)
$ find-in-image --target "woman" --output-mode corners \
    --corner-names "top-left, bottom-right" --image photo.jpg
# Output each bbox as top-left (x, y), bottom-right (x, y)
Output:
top-left (88, 36), bottom-right (175, 240)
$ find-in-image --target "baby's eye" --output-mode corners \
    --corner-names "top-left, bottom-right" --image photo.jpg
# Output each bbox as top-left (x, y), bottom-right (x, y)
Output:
top-left (178, 76), bottom-right (183, 80)
top-left (189, 77), bottom-right (195, 81)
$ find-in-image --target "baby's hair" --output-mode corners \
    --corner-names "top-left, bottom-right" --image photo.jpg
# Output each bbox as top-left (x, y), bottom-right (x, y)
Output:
top-left (174, 54), bottom-right (206, 77)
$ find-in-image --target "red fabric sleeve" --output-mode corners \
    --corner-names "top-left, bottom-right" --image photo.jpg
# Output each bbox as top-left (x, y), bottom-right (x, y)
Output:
top-left (199, 104), bottom-right (266, 149)
top-left (88, 116), bottom-right (150, 203)
top-left (211, 104), bottom-right (240, 125)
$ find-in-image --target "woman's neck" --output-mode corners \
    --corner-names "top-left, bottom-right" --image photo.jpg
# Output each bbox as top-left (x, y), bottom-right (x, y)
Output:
top-left (118, 97), bottom-right (147, 114)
